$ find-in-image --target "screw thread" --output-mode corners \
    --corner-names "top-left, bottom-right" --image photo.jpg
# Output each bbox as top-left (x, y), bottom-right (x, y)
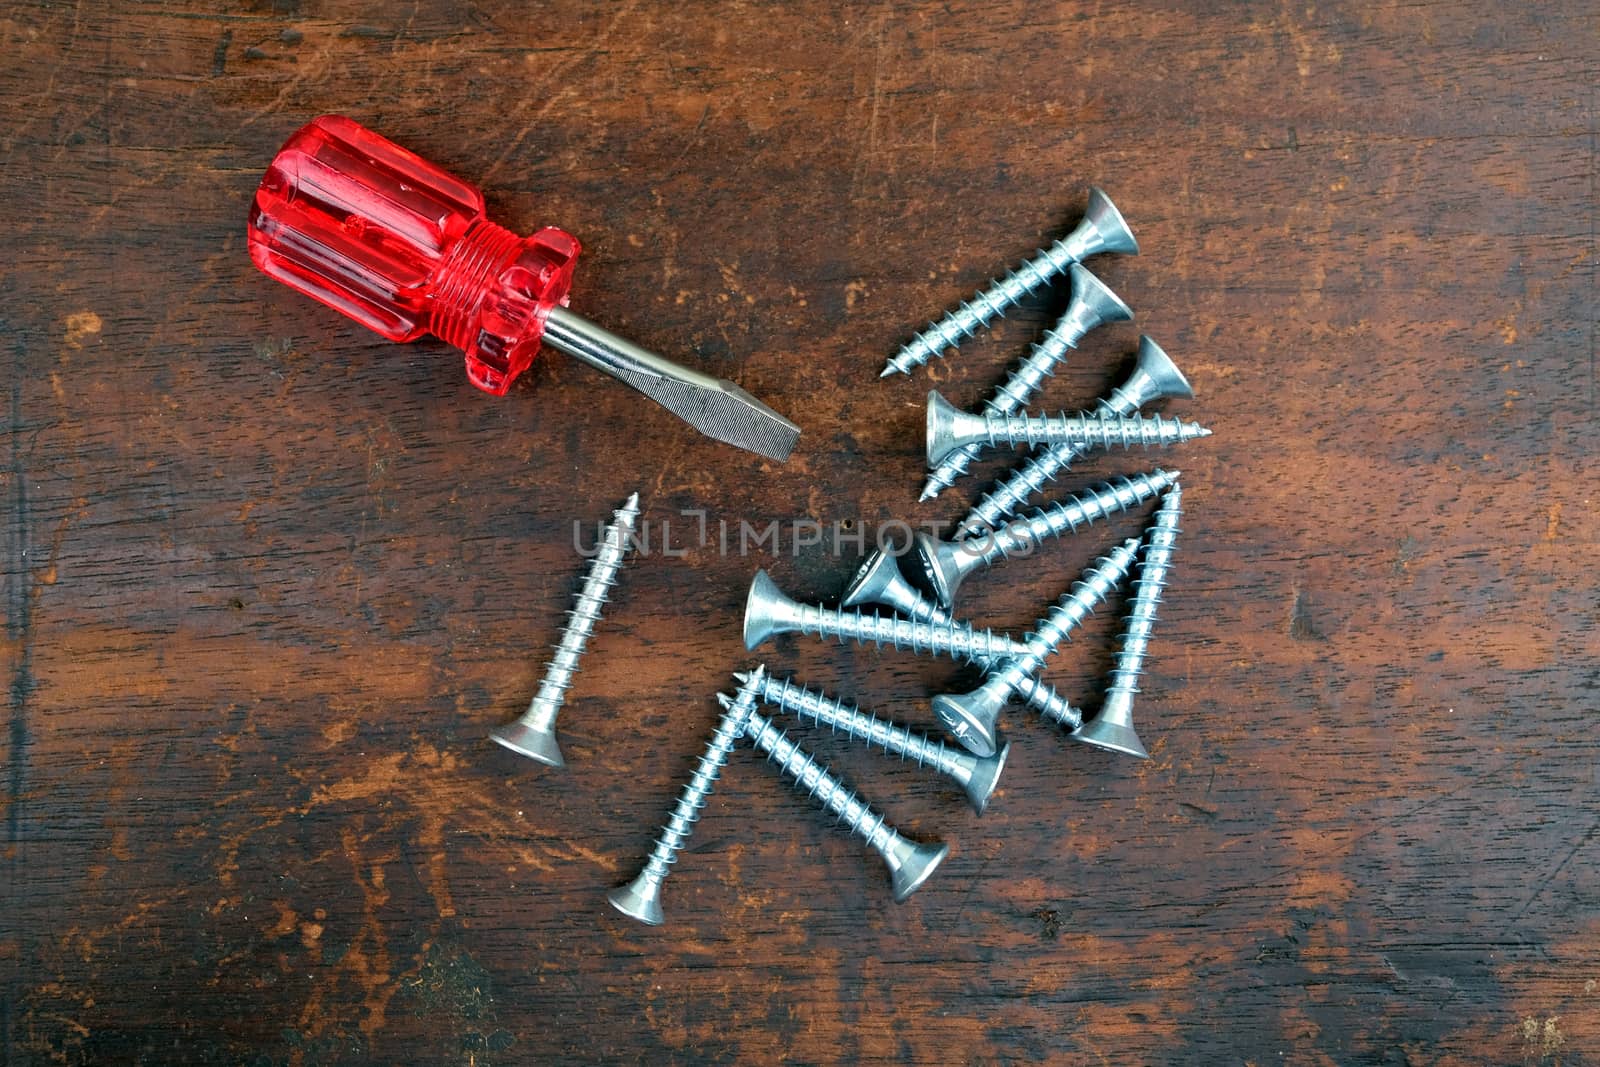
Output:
top-left (959, 382), bottom-right (1144, 536)
top-left (968, 470), bottom-right (1178, 569)
top-left (638, 670), bottom-right (765, 886)
top-left (990, 538), bottom-right (1141, 692)
top-left (745, 710), bottom-right (902, 859)
top-left (972, 410), bottom-right (1208, 453)
top-left (865, 565), bottom-right (1083, 725)
top-left (1032, 689), bottom-right (1085, 729)
top-left (1015, 674), bottom-right (1083, 729)
top-left (1107, 487), bottom-right (1183, 697)
top-left (882, 239), bottom-right (1078, 376)
top-left (523, 494), bottom-right (640, 729)
top-left (788, 601), bottom-right (1030, 662)
top-left (747, 673), bottom-right (969, 781)
top-left (920, 318), bottom-right (1079, 498)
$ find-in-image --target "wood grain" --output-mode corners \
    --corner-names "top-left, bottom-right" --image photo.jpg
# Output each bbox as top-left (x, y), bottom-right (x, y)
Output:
top-left (2, 1), bottom-right (1596, 1062)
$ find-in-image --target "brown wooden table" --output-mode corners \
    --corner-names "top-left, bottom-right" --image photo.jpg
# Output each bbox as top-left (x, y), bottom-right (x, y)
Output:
top-left (3, 2), bottom-right (1596, 1062)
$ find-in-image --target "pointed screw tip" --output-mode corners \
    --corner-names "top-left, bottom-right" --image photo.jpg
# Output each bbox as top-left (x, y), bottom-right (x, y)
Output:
top-left (879, 364), bottom-right (900, 379)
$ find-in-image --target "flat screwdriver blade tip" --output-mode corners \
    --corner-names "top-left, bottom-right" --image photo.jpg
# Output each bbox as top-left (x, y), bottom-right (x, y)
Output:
top-left (540, 306), bottom-right (800, 462)
top-left (635, 374), bottom-right (801, 462)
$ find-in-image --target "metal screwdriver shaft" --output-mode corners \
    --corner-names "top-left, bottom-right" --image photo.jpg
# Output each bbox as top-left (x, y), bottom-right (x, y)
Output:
top-left (542, 308), bottom-right (799, 462)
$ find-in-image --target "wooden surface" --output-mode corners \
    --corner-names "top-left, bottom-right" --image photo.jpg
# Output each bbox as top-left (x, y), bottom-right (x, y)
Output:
top-left (3, 1), bottom-right (1597, 1063)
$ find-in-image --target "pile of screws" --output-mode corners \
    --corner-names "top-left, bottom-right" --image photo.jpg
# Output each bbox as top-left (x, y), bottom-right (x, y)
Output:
top-left (491, 190), bottom-right (1209, 926)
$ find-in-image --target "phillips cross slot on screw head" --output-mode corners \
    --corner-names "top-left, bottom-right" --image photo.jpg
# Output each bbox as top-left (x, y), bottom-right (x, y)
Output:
top-left (247, 114), bottom-right (800, 462)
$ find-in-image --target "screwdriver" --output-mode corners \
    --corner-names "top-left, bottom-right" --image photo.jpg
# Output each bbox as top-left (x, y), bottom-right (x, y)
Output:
top-left (246, 114), bottom-right (801, 462)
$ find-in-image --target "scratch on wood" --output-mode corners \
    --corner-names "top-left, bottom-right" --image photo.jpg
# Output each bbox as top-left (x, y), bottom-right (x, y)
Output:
top-left (477, 0), bottom-right (642, 185)
top-left (4, 334), bottom-right (33, 1066)
top-left (211, 28), bottom-right (232, 76)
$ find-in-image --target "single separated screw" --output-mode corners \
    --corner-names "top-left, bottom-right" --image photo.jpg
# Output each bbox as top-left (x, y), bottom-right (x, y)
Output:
top-left (742, 569), bottom-right (1029, 662)
top-left (926, 392), bottom-right (1209, 468)
top-left (739, 704), bottom-right (949, 901)
top-left (841, 550), bottom-right (1084, 756)
top-left (490, 492), bottom-right (640, 767)
top-left (918, 265), bottom-right (1132, 502)
top-left (608, 667), bottom-right (766, 925)
top-left (880, 188), bottom-right (1138, 378)
top-left (736, 671), bottom-right (1011, 815)
top-left (960, 335), bottom-right (1193, 536)
top-left (1075, 485), bottom-right (1183, 760)
top-left (915, 470), bottom-right (1179, 608)
top-left (931, 538), bottom-right (1141, 747)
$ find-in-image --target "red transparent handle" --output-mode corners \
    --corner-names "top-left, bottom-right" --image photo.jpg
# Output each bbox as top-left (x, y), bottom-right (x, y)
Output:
top-left (246, 114), bottom-right (581, 395)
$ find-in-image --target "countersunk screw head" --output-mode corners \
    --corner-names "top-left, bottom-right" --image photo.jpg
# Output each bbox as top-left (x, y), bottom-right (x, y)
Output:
top-left (1070, 690), bottom-right (1147, 759)
top-left (963, 739), bottom-right (1012, 816)
top-left (886, 836), bottom-right (951, 902)
top-left (1127, 335), bottom-right (1193, 403)
top-left (742, 568), bottom-right (791, 650)
top-left (1077, 186), bottom-right (1139, 258)
top-left (605, 870), bottom-right (665, 926)
top-left (929, 674), bottom-right (1014, 760)
top-left (840, 549), bottom-right (910, 612)
top-left (487, 716), bottom-right (568, 768)
top-left (911, 530), bottom-right (965, 608)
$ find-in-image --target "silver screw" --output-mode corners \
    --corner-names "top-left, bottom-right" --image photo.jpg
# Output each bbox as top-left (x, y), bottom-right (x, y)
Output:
top-left (607, 668), bottom-right (766, 925)
top-left (926, 392), bottom-right (1209, 468)
top-left (960, 335), bottom-right (1194, 535)
top-left (490, 492), bottom-right (641, 767)
top-left (931, 538), bottom-right (1141, 747)
top-left (1075, 485), bottom-right (1183, 759)
top-left (742, 568), bottom-right (1029, 662)
top-left (879, 188), bottom-right (1138, 378)
top-left (914, 470), bottom-right (1179, 607)
top-left (740, 705), bottom-right (949, 902)
top-left (840, 550), bottom-right (1084, 756)
top-left (918, 265), bottom-right (1132, 502)
top-left (737, 671), bottom-right (1011, 815)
